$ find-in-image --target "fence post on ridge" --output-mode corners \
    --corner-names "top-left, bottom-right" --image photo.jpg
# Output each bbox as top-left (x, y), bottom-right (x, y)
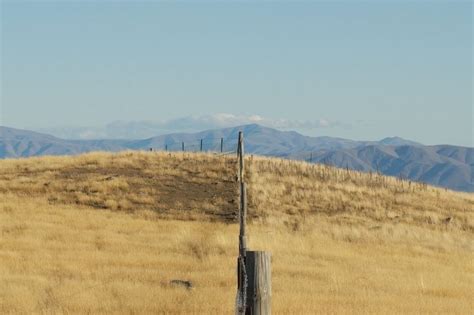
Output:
top-left (236, 131), bottom-right (271, 315)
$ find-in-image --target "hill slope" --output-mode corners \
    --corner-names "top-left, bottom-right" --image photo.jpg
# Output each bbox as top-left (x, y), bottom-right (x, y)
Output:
top-left (300, 144), bottom-right (474, 192)
top-left (0, 152), bottom-right (473, 314)
top-left (1, 124), bottom-right (473, 192)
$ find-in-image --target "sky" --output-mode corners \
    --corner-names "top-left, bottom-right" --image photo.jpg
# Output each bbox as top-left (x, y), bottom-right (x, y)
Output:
top-left (1, 0), bottom-right (472, 146)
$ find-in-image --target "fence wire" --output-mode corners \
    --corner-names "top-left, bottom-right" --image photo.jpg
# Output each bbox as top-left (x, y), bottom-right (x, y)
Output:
top-left (150, 138), bottom-right (239, 155)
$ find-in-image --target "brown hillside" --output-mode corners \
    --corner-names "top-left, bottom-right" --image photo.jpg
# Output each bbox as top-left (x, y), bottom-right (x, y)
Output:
top-left (0, 151), bottom-right (473, 314)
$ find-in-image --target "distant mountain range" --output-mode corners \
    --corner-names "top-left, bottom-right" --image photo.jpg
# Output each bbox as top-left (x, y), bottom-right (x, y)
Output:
top-left (1, 125), bottom-right (472, 192)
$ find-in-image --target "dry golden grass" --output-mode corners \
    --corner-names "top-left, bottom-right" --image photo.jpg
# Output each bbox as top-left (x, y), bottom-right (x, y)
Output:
top-left (0, 151), bottom-right (473, 314)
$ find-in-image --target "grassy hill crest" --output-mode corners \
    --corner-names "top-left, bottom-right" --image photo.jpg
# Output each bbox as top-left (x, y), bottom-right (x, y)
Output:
top-left (0, 151), bottom-right (472, 313)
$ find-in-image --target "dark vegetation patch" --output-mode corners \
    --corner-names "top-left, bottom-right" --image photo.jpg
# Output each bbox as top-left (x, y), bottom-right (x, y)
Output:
top-left (2, 153), bottom-right (240, 223)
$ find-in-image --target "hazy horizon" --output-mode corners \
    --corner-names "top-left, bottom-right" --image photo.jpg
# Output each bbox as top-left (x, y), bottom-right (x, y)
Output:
top-left (1, 1), bottom-right (472, 146)
top-left (1, 116), bottom-right (472, 147)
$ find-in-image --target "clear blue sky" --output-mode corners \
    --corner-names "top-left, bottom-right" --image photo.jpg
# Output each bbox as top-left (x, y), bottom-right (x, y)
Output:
top-left (1, 1), bottom-right (472, 145)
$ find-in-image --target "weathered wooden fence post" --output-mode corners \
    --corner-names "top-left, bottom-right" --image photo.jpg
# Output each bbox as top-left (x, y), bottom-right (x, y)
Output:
top-left (236, 131), bottom-right (271, 315)
top-left (245, 251), bottom-right (272, 315)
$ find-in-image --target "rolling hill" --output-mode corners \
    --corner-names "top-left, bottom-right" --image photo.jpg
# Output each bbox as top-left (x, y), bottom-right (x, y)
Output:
top-left (1, 125), bottom-right (472, 192)
top-left (0, 151), bottom-right (472, 314)
top-left (291, 144), bottom-right (474, 192)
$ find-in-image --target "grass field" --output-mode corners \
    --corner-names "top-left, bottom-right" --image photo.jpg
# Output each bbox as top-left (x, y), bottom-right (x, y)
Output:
top-left (0, 151), bottom-right (473, 314)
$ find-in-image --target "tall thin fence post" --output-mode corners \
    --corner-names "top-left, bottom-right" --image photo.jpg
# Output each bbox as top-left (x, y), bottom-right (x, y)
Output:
top-left (310, 152), bottom-right (313, 163)
top-left (221, 138), bottom-right (224, 153)
top-left (200, 139), bottom-right (203, 152)
top-left (182, 142), bottom-right (185, 152)
top-left (238, 131), bottom-right (246, 258)
top-left (239, 181), bottom-right (247, 258)
top-left (238, 132), bottom-right (244, 182)
top-left (236, 131), bottom-right (271, 315)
